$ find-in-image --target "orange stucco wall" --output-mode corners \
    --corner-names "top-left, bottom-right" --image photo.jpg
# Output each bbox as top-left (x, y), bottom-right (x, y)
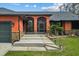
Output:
top-left (63, 21), bottom-right (72, 31)
top-left (0, 16), bottom-right (19, 32)
top-left (19, 17), bottom-right (23, 32)
top-left (45, 16), bottom-right (50, 31)
top-left (33, 16), bottom-right (38, 32)
top-left (0, 15), bottom-right (50, 33)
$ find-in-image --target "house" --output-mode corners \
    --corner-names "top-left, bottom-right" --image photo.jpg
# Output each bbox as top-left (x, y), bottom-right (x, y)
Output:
top-left (0, 8), bottom-right (79, 43)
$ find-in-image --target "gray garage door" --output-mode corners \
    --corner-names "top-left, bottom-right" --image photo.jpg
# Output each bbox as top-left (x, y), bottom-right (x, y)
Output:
top-left (0, 22), bottom-right (11, 43)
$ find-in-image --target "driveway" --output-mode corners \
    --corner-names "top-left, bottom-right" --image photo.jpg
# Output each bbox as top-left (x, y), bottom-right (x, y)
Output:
top-left (0, 43), bottom-right (12, 56)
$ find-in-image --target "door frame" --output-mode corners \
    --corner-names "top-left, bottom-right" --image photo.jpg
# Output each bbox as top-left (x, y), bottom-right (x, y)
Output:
top-left (37, 17), bottom-right (46, 32)
top-left (25, 17), bottom-right (34, 32)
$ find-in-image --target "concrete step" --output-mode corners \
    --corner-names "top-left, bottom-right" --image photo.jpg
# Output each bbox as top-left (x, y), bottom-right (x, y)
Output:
top-left (13, 43), bottom-right (45, 47)
top-left (45, 46), bottom-right (58, 50)
top-left (10, 47), bottom-right (46, 51)
top-left (45, 44), bottom-right (59, 50)
top-left (21, 37), bottom-right (46, 40)
top-left (22, 37), bottom-right (47, 38)
top-left (13, 40), bottom-right (45, 47)
top-left (20, 38), bottom-right (42, 40)
top-left (45, 44), bottom-right (59, 48)
top-left (23, 35), bottom-right (46, 37)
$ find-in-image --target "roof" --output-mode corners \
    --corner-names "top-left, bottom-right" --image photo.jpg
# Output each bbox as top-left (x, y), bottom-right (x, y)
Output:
top-left (0, 8), bottom-right (15, 12)
top-left (0, 8), bottom-right (79, 21)
top-left (0, 8), bottom-right (53, 16)
top-left (15, 12), bottom-right (54, 16)
top-left (50, 12), bottom-right (79, 21)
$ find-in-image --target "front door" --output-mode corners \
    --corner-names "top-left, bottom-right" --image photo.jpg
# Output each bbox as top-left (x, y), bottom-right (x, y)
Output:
top-left (37, 17), bottom-right (46, 32)
top-left (26, 17), bottom-right (34, 32)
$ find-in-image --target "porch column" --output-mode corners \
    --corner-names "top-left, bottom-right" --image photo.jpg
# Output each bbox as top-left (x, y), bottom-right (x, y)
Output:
top-left (63, 21), bottom-right (72, 34)
top-left (45, 16), bottom-right (50, 32)
top-left (34, 16), bottom-right (38, 32)
top-left (64, 21), bottom-right (72, 31)
top-left (18, 16), bottom-right (20, 40)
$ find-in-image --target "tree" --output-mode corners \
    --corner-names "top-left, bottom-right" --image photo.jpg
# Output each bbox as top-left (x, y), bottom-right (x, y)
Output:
top-left (63, 3), bottom-right (79, 15)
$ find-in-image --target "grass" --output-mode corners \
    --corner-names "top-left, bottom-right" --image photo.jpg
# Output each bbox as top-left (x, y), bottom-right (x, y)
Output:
top-left (5, 36), bottom-right (79, 56)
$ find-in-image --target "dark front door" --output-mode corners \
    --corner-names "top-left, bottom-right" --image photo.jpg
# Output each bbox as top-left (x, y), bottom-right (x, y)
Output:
top-left (26, 17), bottom-right (34, 32)
top-left (0, 22), bottom-right (11, 42)
top-left (37, 17), bottom-right (46, 32)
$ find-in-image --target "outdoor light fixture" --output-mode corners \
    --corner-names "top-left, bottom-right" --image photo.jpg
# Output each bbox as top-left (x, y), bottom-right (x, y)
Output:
top-left (11, 22), bottom-right (14, 27)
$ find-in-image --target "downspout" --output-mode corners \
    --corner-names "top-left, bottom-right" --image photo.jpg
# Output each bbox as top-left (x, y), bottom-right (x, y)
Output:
top-left (18, 16), bottom-right (20, 40)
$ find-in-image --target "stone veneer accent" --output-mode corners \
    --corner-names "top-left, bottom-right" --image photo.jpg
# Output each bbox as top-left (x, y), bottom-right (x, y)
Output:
top-left (12, 32), bottom-right (24, 43)
top-left (64, 30), bottom-right (72, 35)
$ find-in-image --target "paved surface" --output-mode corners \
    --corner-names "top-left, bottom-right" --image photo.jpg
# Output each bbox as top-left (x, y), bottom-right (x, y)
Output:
top-left (0, 43), bottom-right (12, 56)
top-left (0, 34), bottom-right (59, 56)
top-left (11, 34), bottom-right (59, 51)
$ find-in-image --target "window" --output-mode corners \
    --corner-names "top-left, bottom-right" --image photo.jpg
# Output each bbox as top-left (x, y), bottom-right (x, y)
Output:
top-left (72, 21), bottom-right (79, 29)
top-left (50, 21), bottom-right (62, 27)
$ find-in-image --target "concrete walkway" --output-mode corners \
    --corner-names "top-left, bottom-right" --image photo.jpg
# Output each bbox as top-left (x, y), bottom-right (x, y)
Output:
top-left (0, 34), bottom-right (59, 55)
top-left (11, 34), bottom-right (59, 51)
top-left (0, 43), bottom-right (12, 56)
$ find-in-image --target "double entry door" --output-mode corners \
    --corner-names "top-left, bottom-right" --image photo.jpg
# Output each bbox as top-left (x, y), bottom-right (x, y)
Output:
top-left (25, 17), bottom-right (46, 32)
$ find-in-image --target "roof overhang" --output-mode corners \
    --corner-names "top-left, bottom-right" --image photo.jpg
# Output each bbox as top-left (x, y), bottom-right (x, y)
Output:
top-left (0, 12), bottom-right (53, 16)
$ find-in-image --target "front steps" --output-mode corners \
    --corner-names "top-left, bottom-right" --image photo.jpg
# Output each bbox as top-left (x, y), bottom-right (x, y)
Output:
top-left (13, 39), bottom-right (45, 47)
top-left (12, 34), bottom-right (59, 51)
top-left (13, 34), bottom-right (46, 47)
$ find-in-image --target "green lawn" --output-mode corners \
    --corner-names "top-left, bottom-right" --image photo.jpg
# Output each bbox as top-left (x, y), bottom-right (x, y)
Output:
top-left (5, 36), bottom-right (79, 56)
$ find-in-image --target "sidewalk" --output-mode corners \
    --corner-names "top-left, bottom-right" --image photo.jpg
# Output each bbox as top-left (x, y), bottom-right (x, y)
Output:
top-left (0, 43), bottom-right (12, 56)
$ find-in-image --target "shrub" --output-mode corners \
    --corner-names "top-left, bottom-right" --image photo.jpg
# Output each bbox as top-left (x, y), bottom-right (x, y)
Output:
top-left (50, 22), bottom-right (63, 35)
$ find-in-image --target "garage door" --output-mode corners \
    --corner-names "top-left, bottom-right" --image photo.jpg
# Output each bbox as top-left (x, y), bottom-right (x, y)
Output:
top-left (0, 22), bottom-right (11, 43)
